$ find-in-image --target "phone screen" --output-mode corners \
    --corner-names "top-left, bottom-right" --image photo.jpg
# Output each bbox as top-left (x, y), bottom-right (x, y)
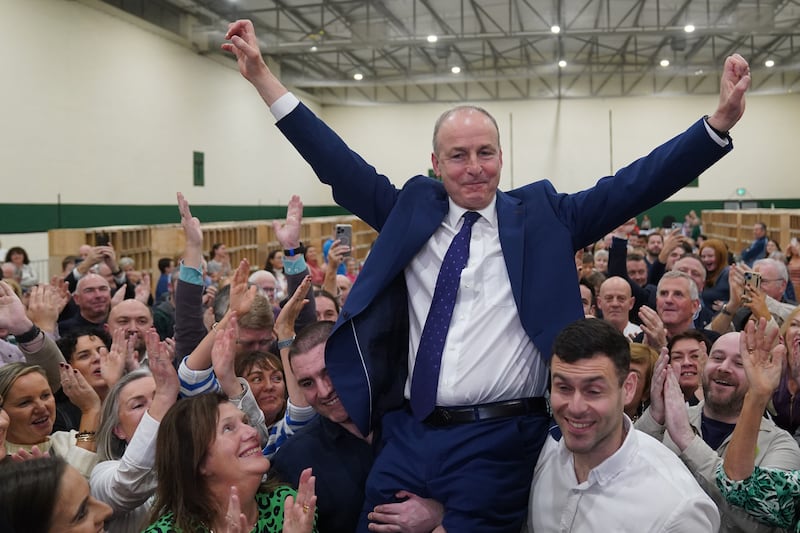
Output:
top-left (335, 224), bottom-right (352, 256)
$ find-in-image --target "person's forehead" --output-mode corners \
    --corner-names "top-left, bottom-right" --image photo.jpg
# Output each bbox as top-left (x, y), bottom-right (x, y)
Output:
top-left (600, 279), bottom-right (630, 296)
top-left (80, 275), bottom-right (109, 290)
top-left (238, 327), bottom-right (271, 340)
top-left (710, 333), bottom-right (740, 357)
top-left (316, 296), bottom-right (335, 308)
top-left (551, 354), bottom-right (617, 381)
top-left (671, 338), bottom-right (702, 352)
top-left (111, 301), bottom-right (151, 321)
top-left (76, 335), bottom-right (105, 348)
top-left (291, 345), bottom-right (326, 377)
top-left (660, 278), bottom-right (688, 291)
top-left (437, 109), bottom-right (498, 143)
top-left (676, 258), bottom-right (704, 273)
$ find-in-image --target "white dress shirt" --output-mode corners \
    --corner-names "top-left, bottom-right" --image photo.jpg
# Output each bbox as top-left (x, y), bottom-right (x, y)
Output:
top-left (404, 197), bottom-right (548, 405)
top-left (529, 417), bottom-right (720, 533)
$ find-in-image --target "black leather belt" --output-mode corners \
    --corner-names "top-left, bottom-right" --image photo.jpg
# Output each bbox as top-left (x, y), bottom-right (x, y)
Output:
top-left (422, 397), bottom-right (548, 427)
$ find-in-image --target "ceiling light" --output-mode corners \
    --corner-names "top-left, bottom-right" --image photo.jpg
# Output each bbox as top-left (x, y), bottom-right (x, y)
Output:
top-left (558, 60), bottom-right (567, 68)
top-left (310, 46), bottom-right (318, 52)
top-left (765, 59), bottom-right (775, 68)
top-left (660, 59), bottom-right (670, 67)
top-left (427, 35), bottom-right (438, 43)
top-left (353, 73), bottom-right (364, 81)
top-left (450, 66), bottom-right (461, 74)
top-left (551, 25), bottom-right (561, 34)
top-left (684, 24), bottom-right (695, 33)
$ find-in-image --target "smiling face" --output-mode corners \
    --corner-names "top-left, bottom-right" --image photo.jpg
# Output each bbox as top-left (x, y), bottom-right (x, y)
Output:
top-left (291, 344), bottom-right (350, 424)
top-left (550, 354), bottom-right (635, 472)
top-left (200, 402), bottom-right (270, 487)
top-left (702, 333), bottom-right (747, 422)
top-left (432, 107), bottom-right (502, 211)
top-left (243, 362), bottom-right (286, 424)
top-left (669, 337), bottom-right (707, 398)
top-left (4, 371), bottom-right (56, 445)
top-left (700, 246), bottom-right (718, 273)
top-left (113, 376), bottom-right (156, 443)
top-left (49, 465), bottom-right (112, 533)
top-left (73, 274), bottom-right (111, 322)
top-left (656, 277), bottom-right (699, 333)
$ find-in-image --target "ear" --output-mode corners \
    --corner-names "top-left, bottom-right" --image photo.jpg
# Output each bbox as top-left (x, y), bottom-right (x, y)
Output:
top-left (112, 424), bottom-right (128, 442)
top-left (622, 370), bottom-right (638, 406)
top-left (431, 152), bottom-right (441, 177)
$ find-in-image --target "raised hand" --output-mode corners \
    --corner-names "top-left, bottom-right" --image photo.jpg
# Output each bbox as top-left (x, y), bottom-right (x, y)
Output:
top-left (211, 315), bottom-right (241, 398)
top-left (740, 317), bottom-right (784, 399)
top-left (648, 347), bottom-right (670, 425)
top-left (134, 273), bottom-right (152, 304)
top-left (638, 305), bottom-right (667, 351)
top-left (222, 486), bottom-right (250, 533)
top-left (275, 276), bottom-right (312, 341)
top-left (283, 468), bottom-right (317, 533)
top-left (146, 329), bottom-right (180, 421)
top-left (228, 260), bottom-right (257, 317)
top-left (708, 54), bottom-right (751, 132)
top-left (59, 362), bottom-right (101, 414)
top-left (0, 281), bottom-right (34, 335)
top-left (273, 195), bottom-right (303, 249)
top-left (222, 20), bottom-right (289, 106)
top-left (111, 285), bottom-right (126, 308)
top-left (25, 284), bottom-right (62, 334)
top-left (327, 239), bottom-right (349, 271)
top-left (663, 366), bottom-right (695, 451)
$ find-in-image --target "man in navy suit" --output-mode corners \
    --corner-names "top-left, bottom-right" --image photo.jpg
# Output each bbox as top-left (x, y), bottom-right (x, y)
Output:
top-left (223, 19), bottom-right (750, 532)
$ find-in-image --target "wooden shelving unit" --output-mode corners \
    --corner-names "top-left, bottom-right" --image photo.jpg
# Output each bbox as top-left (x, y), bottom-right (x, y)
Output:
top-left (48, 216), bottom-right (379, 288)
top-left (702, 209), bottom-right (800, 254)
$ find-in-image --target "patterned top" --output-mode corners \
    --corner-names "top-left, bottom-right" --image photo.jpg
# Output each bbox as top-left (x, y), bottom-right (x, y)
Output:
top-left (715, 463), bottom-right (800, 532)
top-left (142, 486), bottom-right (316, 533)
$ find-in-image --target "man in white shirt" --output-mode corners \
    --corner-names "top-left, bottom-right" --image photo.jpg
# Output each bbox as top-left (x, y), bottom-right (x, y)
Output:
top-left (528, 318), bottom-right (719, 532)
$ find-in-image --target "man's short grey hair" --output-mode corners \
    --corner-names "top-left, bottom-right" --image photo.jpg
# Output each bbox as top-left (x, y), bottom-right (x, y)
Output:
top-left (432, 105), bottom-right (500, 154)
top-left (658, 270), bottom-right (699, 301)
top-left (594, 249), bottom-right (609, 261)
top-left (754, 258), bottom-right (789, 283)
top-left (118, 257), bottom-right (135, 269)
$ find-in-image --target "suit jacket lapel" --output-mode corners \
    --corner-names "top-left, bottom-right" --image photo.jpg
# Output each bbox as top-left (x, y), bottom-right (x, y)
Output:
top-left (496, 191), bottom-right (525, 307)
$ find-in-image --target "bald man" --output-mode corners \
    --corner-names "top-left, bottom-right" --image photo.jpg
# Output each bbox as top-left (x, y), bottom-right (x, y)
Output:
top-left (597, 276), bottom-right (642, 338)
top-left (58, 273), bottom-right (111, 335)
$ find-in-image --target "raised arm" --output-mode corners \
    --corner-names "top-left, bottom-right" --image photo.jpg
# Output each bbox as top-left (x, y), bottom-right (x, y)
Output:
top-left (723, 318), bottom-right (784, 480)
top-left (274, 276), bottom-right (313, 408)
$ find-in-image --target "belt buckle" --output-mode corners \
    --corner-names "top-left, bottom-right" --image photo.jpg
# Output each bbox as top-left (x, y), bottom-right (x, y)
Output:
top-left (426, 408), bottom-right (453, 427)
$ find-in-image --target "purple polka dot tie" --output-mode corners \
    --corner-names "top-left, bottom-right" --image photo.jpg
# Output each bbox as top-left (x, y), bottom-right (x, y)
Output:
top-left (411, 211), bottom-right (481, 420)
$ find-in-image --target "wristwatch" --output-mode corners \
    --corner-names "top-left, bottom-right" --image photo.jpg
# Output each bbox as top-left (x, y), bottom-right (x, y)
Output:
top-left (283, 242), bottom-right (306, 257)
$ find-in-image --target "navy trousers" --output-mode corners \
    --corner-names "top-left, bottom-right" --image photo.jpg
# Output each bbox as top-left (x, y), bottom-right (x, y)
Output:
top-left (358, 407), bottom-right (550, 532)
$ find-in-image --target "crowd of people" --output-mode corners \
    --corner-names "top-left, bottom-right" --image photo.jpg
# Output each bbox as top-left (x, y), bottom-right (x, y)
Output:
top-left (1, 17), bottom-right (800, 533)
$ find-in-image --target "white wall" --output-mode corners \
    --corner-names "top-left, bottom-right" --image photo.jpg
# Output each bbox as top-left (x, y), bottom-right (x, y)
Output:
top-left (323, 92), bottom-right (799, 201)
top-left (1, 0), bottom-right (798, 235)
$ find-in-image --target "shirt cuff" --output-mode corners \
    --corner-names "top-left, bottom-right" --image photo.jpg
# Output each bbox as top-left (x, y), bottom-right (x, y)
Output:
top-left (179, 261), bottom-right (204, 285)
top-left (283, 255), bottom-right (308, 276)
top-left (270, 92), bottom-right (300, 121)
top-left (703, 119), bottom-right (730, 147)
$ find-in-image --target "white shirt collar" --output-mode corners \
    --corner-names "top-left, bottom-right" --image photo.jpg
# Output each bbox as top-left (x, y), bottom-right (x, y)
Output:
top-left (446, 195), bottom-right (498, 228)
top-left (557, 414), bottom-right (637, 487)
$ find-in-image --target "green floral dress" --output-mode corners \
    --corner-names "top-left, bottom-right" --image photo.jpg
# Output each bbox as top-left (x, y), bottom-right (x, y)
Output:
top-left (715, 463), bottom-right (800, 532)
top-left (143, 486), bottom-right (316, 532)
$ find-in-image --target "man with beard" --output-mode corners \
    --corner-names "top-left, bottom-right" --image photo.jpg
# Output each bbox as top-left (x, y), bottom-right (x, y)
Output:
top-left (636, 332), bottom-right (800, 532)
top-left (106, 299), bottom-right (153, 364)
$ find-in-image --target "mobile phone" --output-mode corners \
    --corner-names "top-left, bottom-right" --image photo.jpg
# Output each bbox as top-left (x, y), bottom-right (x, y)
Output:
top-left (96, 232), bottom-right (110, 247)
top-left (335, 224), bottom-right (353, 256)
top-left (671, 222), bottom-right (683, 232)
top-left (792, 237), bottom-right (799, 247)
top-left (743, 271), bottom-right (762, 291)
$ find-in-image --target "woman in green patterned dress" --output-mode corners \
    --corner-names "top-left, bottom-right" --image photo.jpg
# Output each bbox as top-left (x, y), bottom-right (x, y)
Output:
top-left (142, 393), bottom-right (317, 533)
top-left (716, 314), bottom-right (800, 532)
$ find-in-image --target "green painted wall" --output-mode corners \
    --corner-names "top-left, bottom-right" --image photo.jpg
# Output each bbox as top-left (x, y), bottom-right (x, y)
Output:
top-left (0, 204), bottom-right (349, 233)
top-left (2, 199), bottom-right (799, 233)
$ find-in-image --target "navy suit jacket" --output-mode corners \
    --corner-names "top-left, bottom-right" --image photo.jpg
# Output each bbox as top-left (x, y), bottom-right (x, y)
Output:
top-left (277, 103), bottom-right (733, 436)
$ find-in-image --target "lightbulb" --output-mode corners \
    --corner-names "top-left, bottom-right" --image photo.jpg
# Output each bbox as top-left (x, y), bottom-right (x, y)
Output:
top-left (427, 35), bottom-right (438, 43)
top-left (353, 73), bottom-right (364, 81)
top-left (558, 60), bottom-right (567, 68)
top-left (551, 25), bottom-right (561, 34)
top-left (765, 59), bottom-right (775, 68)
top-left (451, 66), bottom-right (461, 74)
top-left (660, 59), bottom-right (670, 67)
top-left (684, 24), bottom-right (695, 33)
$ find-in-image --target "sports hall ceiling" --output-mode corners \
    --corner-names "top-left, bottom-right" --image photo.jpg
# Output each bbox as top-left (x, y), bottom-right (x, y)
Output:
top-left (102, 0), bottom-right (800, 103)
